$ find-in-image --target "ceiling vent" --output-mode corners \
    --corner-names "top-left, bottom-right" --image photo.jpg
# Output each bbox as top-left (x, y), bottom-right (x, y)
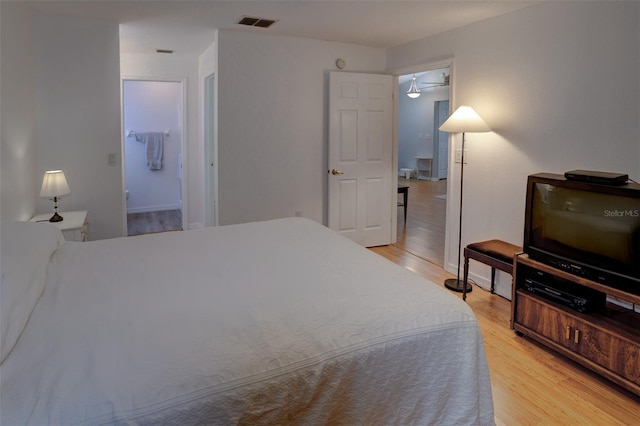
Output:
top-left (237, 16), bottom-right (278, 29)
top-left (156, 49), bottom-right (174, 54)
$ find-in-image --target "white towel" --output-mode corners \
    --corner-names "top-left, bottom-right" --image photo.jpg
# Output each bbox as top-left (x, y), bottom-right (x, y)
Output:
top-left (136, 132), bottom-right (164, 170)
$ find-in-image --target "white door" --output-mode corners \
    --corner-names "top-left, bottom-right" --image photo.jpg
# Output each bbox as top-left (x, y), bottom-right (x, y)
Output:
top-left (328, 72), bottom-right (394, 247)
top-left (204, 73), bottom-right (217, 227)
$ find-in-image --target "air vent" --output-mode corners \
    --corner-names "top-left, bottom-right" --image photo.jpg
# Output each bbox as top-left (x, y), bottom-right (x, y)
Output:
top-left (237, 16), bottom-right (278, 29)
top-left (156, 49), bottom-right (174, 54)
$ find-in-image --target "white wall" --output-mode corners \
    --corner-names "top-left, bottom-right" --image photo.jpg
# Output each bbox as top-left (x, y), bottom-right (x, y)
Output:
top-left (0, 2), bottom-right (37, 222)
top-left (33, 13), bottom-right (122, 240)
top-left (387, 2), bottom-right (640, 298)
top-left (121, 53), bottom-right (203, 229)
top-left (216, 30), bottom-right (386, 225)
top-left (123, 80), bottom-right (182, 214)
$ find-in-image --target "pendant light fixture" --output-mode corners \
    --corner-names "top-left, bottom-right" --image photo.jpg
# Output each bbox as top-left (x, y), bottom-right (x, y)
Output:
top-left (406, 74), bottom-right (421, 98)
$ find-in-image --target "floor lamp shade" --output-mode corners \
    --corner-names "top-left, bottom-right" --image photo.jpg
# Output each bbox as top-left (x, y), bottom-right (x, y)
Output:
top-left (40, 170), bottom-right (71, 222)
top-left (439, 106), bottom-right (491, 298)
top-left (439, 106), bottom-right (491, 133)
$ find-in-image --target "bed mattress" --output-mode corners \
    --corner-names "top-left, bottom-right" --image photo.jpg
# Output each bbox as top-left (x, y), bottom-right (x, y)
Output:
top-left (0, 218), bottom-right (493, 425)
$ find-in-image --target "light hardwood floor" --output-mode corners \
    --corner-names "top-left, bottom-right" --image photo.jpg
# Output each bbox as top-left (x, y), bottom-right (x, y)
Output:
top-left (373, 178), bottom-right (639, 425)
top-left (127, 209), bottom-right (182, 236)
top-left (395, 177), bottom-right (447, 266)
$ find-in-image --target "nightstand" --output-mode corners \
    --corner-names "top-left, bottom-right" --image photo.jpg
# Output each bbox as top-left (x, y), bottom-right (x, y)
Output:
top-left (30, 210), bottom-right (88, 242)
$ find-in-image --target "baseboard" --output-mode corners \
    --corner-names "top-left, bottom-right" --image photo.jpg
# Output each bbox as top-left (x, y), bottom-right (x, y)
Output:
top-left (127, 204), bottom-right (182, 214)
top-left (461, 268), bottom-right (512, 300)
top-left (444, 262), bottom-right (492, 292)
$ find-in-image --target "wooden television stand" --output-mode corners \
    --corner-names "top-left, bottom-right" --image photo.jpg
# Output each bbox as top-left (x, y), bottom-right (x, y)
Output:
top-left (511, 254), bottom-right (640, 396)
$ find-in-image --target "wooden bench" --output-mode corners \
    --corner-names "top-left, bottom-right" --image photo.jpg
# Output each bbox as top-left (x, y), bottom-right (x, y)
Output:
top-left (463, 239), bottom-right (522, 300)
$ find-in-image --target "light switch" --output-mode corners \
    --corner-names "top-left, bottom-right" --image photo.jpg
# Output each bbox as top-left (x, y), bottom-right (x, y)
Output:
top-left (455, 149), bottom-right (469, 164)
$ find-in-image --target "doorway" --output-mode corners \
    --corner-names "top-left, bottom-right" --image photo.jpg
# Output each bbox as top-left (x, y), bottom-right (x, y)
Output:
top-left (122, 79), bottom-right (186, 235)
top-left (395, 67), bottom-right (450, 265)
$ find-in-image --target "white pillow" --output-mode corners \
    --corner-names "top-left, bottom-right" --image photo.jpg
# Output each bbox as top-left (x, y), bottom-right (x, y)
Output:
top-left (1, 221), bottom-right (64, 363)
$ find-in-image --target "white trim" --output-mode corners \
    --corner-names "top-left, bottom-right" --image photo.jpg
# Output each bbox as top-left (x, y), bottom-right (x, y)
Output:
top-left (386, 58), bottom-right (454, 80)
top-left (390, 76), bottom-right (399, 243)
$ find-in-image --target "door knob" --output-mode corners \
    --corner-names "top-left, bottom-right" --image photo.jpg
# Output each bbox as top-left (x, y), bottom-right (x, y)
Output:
top-left (330, 168), bottom-right (344, 175)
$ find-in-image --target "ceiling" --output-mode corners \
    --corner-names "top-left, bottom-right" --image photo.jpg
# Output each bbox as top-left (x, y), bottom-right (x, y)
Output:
top-left (26, 1), bottom-right (538, 56)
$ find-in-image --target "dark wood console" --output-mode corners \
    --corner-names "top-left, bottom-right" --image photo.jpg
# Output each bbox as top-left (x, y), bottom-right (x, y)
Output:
top-left (511, 254), bottom-right (640, 396)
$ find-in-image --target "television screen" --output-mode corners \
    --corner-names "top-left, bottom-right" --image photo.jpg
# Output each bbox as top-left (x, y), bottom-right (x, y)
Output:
top-left (529, 182), bottom-right (640, 280)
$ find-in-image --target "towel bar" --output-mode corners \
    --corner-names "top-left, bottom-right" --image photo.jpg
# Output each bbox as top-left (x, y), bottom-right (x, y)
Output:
top-left (127, 129), bottom-right (170, 138)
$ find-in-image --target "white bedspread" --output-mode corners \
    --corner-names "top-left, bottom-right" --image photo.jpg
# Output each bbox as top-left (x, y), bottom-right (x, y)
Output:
top-left (1, 218), bottom-right (493, 425)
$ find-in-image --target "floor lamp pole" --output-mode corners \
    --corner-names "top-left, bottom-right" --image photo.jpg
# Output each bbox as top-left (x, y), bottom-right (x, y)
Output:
top-left (444, 132), bottom-right (473, 295)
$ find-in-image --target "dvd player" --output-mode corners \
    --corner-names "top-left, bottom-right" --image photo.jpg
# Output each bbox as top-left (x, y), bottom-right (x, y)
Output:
top-left (524, 278), bottom-right (606, 313)
top-left (564, 169), bottom-right (628, 185)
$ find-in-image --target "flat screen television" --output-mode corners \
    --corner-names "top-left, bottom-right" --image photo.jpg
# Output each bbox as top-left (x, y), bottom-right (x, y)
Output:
top-left (523, 173), bottom-right (640, 296)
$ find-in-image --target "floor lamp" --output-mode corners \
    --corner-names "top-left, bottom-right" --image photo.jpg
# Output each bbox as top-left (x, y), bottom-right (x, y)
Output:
top-left (439, 106), bottom-right (491, 294)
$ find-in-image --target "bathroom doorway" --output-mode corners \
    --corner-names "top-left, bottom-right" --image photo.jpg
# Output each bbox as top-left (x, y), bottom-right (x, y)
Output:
top-left (122, 79), bottom-right (185, 235)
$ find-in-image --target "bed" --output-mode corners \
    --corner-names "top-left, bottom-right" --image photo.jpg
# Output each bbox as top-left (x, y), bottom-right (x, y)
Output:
top-left (1, 217), bottom-right (494, 425)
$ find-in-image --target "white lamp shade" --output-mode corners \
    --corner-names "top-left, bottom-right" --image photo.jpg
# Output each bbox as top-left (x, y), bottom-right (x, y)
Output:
top-left (40, 170), bottom-right (71, 198)
top-left (439, 106), bottom-right (491, 133)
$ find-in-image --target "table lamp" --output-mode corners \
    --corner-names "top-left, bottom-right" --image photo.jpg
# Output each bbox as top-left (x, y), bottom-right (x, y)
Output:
top-left (40, 170), bottom-right (71, 222)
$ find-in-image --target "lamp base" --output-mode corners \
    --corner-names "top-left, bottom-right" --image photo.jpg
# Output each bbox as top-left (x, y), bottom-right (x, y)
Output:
top-left (49, 212), bottom-right (64, 222)
top-left (444, 278), bottom-right (473, 293)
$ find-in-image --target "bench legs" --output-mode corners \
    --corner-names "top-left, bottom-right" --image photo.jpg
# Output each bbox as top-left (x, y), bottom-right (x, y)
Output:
top-left (463, 253), bottom-right (499, 301)
top-left (490, 268), bottom-right (496, 294)
top-left (463, 255), bottom-right (471, 301)
top-left (462, 240), bottom-right (521, 302)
